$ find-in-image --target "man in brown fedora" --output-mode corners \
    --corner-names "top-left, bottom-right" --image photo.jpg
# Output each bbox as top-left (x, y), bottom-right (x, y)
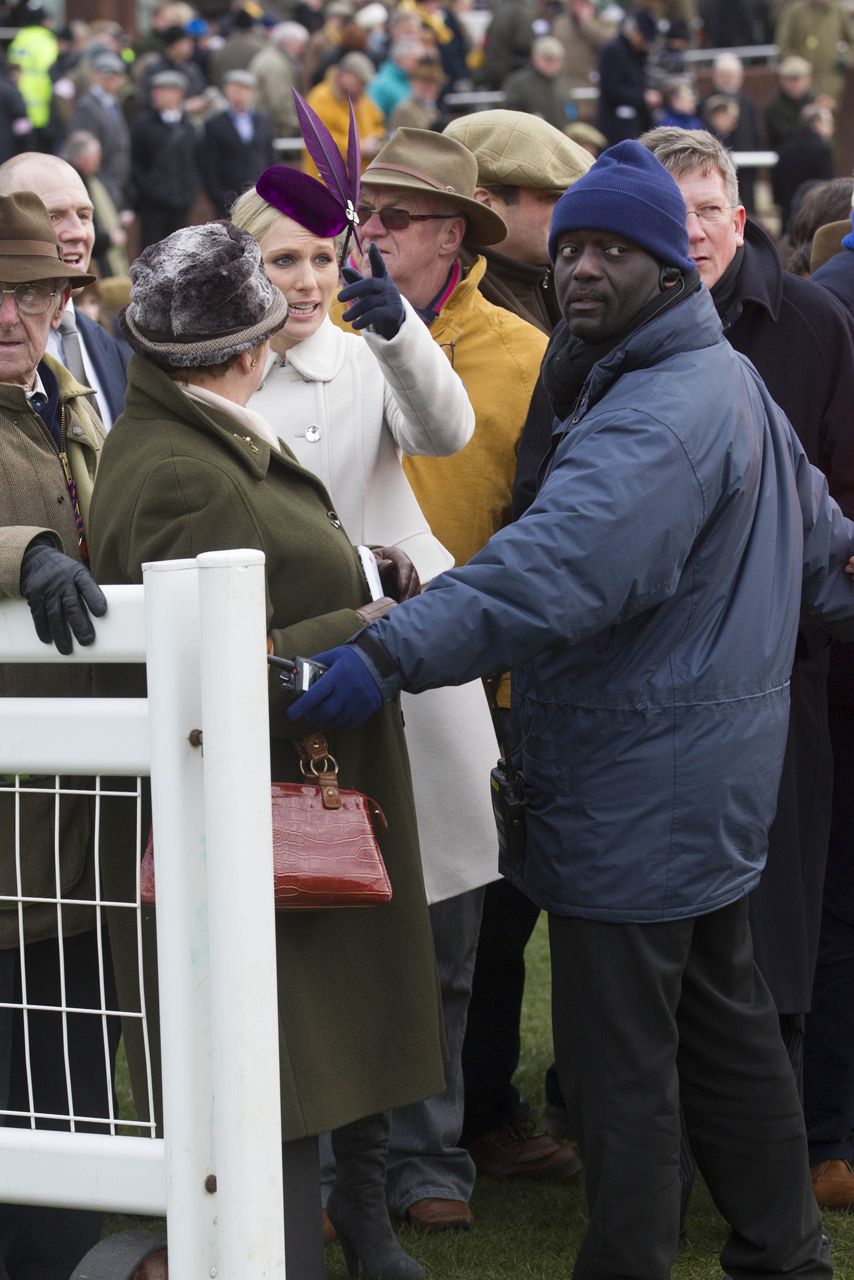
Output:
top-left (0, 190), bottom-right (114, 1279)
top-left (333, 128), bottom-right (564, 1232)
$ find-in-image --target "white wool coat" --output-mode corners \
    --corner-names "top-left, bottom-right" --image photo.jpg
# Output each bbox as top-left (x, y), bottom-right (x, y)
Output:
top-left (251, 301), bottom-right (500, 902)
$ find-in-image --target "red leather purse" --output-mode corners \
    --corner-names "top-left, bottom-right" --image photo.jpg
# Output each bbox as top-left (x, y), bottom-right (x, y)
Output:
top-left (139, 734), bottom-right (392, 910)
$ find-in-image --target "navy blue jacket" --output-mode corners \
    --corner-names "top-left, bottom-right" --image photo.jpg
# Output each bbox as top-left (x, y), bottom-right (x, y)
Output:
top-left (76, 308), bottom-right (131, 426)
top-left (812, 244), bottom-right (854, 319)
top-left (353, 287), bottom-right (854, 922)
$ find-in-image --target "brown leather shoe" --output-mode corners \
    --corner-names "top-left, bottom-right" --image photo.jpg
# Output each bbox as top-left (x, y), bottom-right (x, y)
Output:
top-left (467, 1119), bottom-right (583, 1179)
top-left (406, 1198), bottom-right (475, 1231)
top-left (322, 1208), bottom-right (337, 1244)
top-left (811, 1158), bottom-right (854, 1209)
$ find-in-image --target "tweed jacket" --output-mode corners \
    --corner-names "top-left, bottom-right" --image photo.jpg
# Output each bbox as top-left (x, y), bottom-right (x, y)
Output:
top-left (0, 356), bottom-right (104, 947)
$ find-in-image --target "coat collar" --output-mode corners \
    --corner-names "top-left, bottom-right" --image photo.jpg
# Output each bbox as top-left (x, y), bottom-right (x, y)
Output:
top-left (730, 218), bottom-right (784, 323)
top-left (582, 284), bottom-right (724, 410)
top-left (125, 354), bottom-right (275, 480)
top-left (272, 316), bottom-right (347, 384)
top-left (0, 353), bottom-right (104, 454)
top-left (430, 255), bottom-right (487, 341)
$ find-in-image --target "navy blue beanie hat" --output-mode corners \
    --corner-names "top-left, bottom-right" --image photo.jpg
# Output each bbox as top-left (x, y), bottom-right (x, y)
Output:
top-left (547, 139), bottom-right (694, 273)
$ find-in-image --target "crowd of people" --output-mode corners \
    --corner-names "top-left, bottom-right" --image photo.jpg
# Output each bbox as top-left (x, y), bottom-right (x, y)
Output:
top-left (1, 1), bottom-right (854, 1278)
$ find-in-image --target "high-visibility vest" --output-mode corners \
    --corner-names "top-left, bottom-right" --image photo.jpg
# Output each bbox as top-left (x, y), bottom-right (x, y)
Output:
top-left (8, 25), bottom-right (59, 129)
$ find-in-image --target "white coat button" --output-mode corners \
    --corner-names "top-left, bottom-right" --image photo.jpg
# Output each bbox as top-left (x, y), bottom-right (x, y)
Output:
top-left (70, 425), bottom-right (84, 436)
top-left (305, 424), bottom-right (321, 442)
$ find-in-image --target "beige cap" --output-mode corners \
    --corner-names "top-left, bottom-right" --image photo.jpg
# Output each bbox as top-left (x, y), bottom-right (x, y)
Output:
top-left (338, 51), bottom-right (376, 83)
top-left (532, 35), bottom-right (564, 60)
top-left (444, 109), bottom-right (593, 198)
top-left (563, 120), bottom-right (608, 153)
top-left (779, 55), bottom-right (812, 78)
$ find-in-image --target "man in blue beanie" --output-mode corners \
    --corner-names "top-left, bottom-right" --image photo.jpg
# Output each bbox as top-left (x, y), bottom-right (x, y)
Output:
top-left (289, 141), bottom-right (854, 1277)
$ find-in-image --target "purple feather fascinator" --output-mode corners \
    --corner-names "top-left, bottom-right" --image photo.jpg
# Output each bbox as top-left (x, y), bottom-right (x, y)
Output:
top-left (296, 86), bottom-right (362, 257)
top-left (255, 166), bottom-right (348, 238)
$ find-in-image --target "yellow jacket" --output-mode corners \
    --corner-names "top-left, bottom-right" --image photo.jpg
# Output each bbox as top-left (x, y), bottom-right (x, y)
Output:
top-left (302, 76), bottom-right (385, 178)
top-left (333, 254), bottom-right (547, 702)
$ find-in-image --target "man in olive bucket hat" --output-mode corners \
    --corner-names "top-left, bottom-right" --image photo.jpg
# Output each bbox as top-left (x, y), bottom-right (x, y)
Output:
top-left (331, 128), bottom-right (565, 1232)
top-left (0, 190), bottom-right (115, 1278)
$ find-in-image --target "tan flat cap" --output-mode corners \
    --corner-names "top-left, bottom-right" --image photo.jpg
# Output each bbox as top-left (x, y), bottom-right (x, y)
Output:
top-left (778, 55), bottom-right (812, 78)
top-left (444, 109), bottom-right (593, 199)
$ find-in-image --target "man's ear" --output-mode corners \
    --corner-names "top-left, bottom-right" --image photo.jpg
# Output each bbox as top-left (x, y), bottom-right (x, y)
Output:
top-left (473, 185), bottom-right (501, 211)
top-left (659, 265), bottom-right (682, 289)
top-left (438, 214), bottom-right (466, 258)
top-left (50, 285), bottom-right (73, 330)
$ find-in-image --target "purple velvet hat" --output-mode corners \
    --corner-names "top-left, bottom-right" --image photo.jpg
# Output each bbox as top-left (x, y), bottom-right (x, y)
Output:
top-left (256, 87), bottom-right (362, 259)
top-left (255, 167), bottom-right (348, 239)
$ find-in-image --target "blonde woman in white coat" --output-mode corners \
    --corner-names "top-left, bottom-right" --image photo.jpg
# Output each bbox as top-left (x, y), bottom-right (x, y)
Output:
top-left (231, 176), bottom-right (500, 1230)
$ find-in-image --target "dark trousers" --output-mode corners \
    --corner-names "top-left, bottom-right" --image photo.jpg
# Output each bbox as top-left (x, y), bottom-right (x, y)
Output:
top-left (0, 931), bottom-right (120, 1280)
top-left (549, 900), bottom-right (829, 1280)
top-left (460, 875), bottom-right (540, 1144)
top-left (804, 700), bottom-right (854, 1165)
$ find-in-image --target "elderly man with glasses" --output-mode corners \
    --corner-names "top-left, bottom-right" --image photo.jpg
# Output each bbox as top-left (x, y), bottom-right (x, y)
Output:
top-left (641, 125), bottom-right (854, 1213)
top-left (0, 190), bottom-right (113, 1280)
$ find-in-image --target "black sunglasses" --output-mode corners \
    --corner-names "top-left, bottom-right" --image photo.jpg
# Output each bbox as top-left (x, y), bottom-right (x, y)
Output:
top-left (356, 204), bottom-right (459, 231)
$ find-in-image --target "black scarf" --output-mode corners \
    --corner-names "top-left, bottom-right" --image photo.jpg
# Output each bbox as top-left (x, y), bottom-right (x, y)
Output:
top-left (710, 244), bottom-right (745, 330)
top-left (542, 269), bottom-right (702, 421)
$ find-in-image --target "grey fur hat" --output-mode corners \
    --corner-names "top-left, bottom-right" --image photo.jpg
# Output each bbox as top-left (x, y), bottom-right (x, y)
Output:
top-left (120, 221), bottom-right (288, 369)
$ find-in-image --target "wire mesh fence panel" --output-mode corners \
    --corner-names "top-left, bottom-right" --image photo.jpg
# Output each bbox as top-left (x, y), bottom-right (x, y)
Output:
top-left (0, 774), bottom-right (156, 1139)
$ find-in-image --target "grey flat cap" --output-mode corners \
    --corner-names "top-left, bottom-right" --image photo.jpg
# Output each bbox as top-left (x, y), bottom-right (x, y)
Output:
top-left (151, 70), bottom-right (188, 90)
top-left (223, 69), bottom-right (257, 87)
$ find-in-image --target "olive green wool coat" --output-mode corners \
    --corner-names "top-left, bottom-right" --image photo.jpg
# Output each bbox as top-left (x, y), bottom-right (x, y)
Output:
top-left (88, 355), bottom-right (445, 1141)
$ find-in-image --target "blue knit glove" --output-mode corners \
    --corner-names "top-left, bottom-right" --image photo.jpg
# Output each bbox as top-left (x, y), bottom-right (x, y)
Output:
top-left (339, 243), bottom-right (406, 340)
top-left (287, 645), bottom-right (383, 728)
top-left (19, 536), bottom-right (107, 655)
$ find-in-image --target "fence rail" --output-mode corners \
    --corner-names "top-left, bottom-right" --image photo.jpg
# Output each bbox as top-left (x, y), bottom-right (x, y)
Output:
top-left (0, 551), bottom-right (288, 1279)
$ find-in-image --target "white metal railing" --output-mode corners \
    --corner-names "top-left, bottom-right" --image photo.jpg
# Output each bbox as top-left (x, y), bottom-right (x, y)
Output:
top-left (0, 550), bottom-right (286, 1278)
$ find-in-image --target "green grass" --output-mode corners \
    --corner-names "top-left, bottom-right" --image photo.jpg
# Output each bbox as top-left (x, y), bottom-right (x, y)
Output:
top-left (108, 916), bottom-right (854, 1277)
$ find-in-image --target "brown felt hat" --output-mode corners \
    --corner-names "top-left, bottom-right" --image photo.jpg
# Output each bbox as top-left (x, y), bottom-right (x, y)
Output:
top-left (810, 218), bottom-right (850, 272)
top-left (361, 128), bottom-right (507, 246)
top-left (444, 109), bottom-right (592, 199)
top-left (0, 192), bottom-right (96, 286)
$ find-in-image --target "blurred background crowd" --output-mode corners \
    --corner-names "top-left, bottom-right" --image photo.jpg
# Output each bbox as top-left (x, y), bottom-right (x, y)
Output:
top-left (1, 0), bottom-right (854, 322)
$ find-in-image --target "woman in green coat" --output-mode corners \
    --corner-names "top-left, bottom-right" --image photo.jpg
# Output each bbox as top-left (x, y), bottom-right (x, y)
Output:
top-left (88, 220), bottom-right (444, 1280)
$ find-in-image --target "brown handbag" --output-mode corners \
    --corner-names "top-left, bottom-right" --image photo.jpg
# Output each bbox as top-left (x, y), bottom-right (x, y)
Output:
top-left (139, 733), bottom-right (392, 909)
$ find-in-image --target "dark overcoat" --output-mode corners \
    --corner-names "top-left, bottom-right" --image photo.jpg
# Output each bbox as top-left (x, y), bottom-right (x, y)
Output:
top-left (596, 33), bottom-right (652, 144)
top-left (88, 355), bottom-right (445, 1140)
top-left (724, 221), bottom-right (854, 1012)
top-left (199, 108), bottom-right (275, 219)
top-left (130, 109), bottom-right (200, 213)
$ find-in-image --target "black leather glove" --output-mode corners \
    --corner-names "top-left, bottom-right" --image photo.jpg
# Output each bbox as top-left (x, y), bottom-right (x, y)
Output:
top-left (19, 537), bottom-right (108, 655)
top-left (339, 243), bottom-right (406, 340)
top-left (373, 546), bottom-right (420, 602)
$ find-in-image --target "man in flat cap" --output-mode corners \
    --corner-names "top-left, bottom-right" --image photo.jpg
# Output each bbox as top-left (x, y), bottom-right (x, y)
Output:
top-left (130, 69), bottom-right (201, 248)
top-left (67, 49), bottom-right (131, 214)
top-left (444, 108), bottom-right (592, 333)
top-left (297, 139), bottom-right (854, 1280)
top-left (0, 190), bottom-right (113, 1279)
top-left (199, 69), bottom-right (275, 218)
top-left (333, 127), bottom-right (563, 1231)
top-left (501, 36), bottom-right (574, 133)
